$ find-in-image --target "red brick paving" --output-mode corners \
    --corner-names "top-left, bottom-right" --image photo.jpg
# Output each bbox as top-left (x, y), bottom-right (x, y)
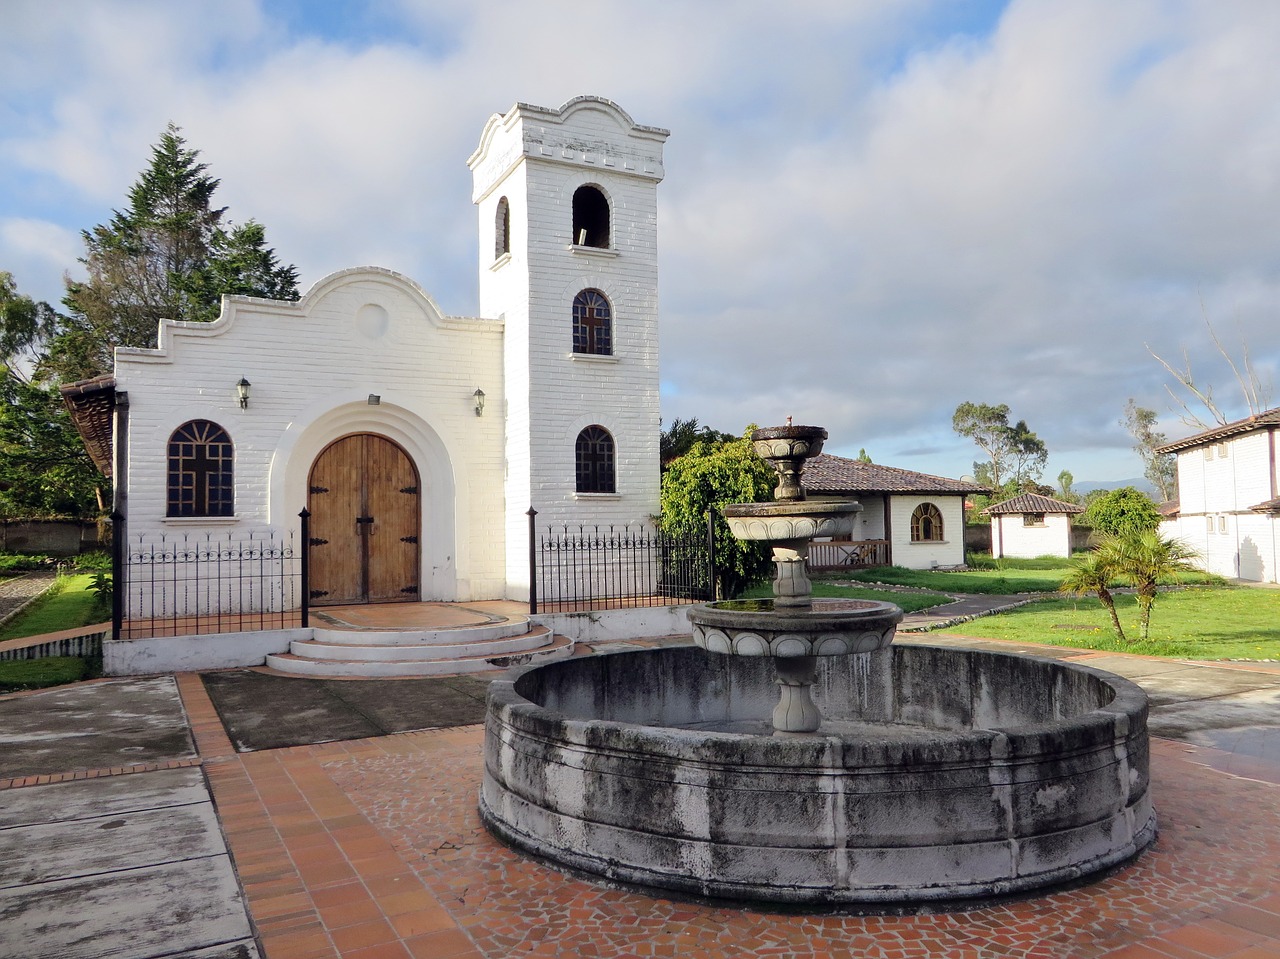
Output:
top-left (172, 676), bottom-right (1280, 959)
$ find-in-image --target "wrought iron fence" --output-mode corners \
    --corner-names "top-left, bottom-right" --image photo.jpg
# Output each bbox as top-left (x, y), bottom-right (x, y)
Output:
top-left (115, 522), bottom-right (303, 639)
top-left (531, 519), bottom-right (713, 613)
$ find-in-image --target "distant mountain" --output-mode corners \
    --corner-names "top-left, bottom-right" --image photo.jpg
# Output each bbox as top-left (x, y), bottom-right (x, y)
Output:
top-left (1074, 478), bottom-right (1158, 495)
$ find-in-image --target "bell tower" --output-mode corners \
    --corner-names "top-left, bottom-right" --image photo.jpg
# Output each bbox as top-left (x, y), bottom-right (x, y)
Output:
top-left (468, 97), bottom-right (669, 597)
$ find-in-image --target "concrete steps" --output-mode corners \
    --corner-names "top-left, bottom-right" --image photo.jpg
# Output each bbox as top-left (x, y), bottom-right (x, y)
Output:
top-left (264, 619), bottom-right (573, 677)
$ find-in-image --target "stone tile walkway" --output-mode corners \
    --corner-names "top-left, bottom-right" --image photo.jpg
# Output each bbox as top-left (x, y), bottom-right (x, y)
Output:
top-left (3, 635), bottom-right (1279, 959)
top-left (0, 570), bottom-right (57, 626)
top-left (173, 671), bottom-right (1280, 959)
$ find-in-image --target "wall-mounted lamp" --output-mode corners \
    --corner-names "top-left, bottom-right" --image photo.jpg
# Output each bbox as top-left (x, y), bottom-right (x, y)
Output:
top-left (368, 394), bottom-right (381, 406)
top-left (473, 388), bottom-right (486, 417)
top-left (236, 377), bottom-right (251, 410)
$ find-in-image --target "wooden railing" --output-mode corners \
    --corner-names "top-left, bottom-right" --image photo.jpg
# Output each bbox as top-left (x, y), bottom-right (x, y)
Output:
top-left (806, 539), bottom-right (890, 571)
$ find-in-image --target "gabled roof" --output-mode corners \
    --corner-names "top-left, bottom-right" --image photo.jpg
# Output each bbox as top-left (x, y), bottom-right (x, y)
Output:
top-left (1154, 406), bottom-right (1280, 454)
top-left (803, 454), bottom-right (987, 496)
top-left (982, 492), bottom-right (1085, 515)
top-left (1251, 497), bottom-right (1280, 514)
top-left (59, 375), bottom-right (116, 477)
top-left (1158, 499), bottom-right (1180, 518)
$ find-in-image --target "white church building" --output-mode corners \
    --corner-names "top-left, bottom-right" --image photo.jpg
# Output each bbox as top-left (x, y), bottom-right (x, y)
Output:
top-left (67, 97), bottom-right (668, 611)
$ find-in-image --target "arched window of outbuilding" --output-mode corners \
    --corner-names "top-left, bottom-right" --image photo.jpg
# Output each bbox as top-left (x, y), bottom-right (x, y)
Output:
top-left (572, 289), bottom-right (612, 355)
top-left (572, 185), bottom-right (610, 248)
top-left (910, 503), bottom-right (943, 542)
top-left (495, 196), bottom-right (510, 259)
top-left (167, 420), bottom-right (234, 517)
top-left (575, 426), bottom-right (616, 493)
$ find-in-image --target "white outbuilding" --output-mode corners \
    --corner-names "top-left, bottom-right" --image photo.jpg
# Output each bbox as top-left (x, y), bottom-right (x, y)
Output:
top-left (982, 492), bottom-right (1084, 560)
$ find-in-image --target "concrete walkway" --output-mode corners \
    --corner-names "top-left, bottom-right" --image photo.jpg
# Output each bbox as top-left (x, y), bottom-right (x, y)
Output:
top-left (2, 633), bottom-right (1279, 958)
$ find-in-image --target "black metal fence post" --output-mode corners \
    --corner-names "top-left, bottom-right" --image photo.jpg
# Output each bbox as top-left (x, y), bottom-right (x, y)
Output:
top-left (299, 508), bottom-right (311, 628)
top-left (706, 509), bottom-right (717, 601)
top-left (527, 507), bottom-right (538, 614)
top-left (111, 511), bottom-right (124, 642)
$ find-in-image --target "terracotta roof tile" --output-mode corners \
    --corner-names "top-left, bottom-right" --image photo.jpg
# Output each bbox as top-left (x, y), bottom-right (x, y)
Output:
top-left (802, 454), bottom-right (987, 496)
top-left (981, 492), bottom-right (1085, 515)
top-left (59, 375), bottom-right (116, 477)
top-left (1154, 406), bottom-right (1280, 454)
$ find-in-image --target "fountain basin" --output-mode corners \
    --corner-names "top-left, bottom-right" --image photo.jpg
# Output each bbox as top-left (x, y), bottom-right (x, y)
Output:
top-left (689, 597), bottom-right (901, 657)
top-left (480, 645), bottom-right (1155, 907)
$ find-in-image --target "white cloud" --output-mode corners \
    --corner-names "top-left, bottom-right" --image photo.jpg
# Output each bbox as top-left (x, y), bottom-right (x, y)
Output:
top-left (1, 0), bottom-right (1277, 483)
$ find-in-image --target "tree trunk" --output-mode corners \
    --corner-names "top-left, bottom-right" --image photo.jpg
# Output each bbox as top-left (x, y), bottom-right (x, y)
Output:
top-left (1098, 587), bottom-right (1127, 642)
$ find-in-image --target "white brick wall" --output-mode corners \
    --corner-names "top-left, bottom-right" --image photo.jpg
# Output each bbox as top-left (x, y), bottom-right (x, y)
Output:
top-left (1168, 428), bottom-right (1279, 583)
top-left (116, 267), bottom-right (508, 602)
top-left (991, 513), bottom-right (1073, 559)
top-left (889, 495), bottom-right (967, 568)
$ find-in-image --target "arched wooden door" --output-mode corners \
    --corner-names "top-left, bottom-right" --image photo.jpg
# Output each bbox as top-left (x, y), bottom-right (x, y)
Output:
top-left (307, 434), bottom-right (420, 606)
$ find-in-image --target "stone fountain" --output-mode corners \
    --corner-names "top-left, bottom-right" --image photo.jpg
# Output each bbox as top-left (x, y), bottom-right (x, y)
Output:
top-left (480, 426), bottom-right (1156, 907)
top-left (688, 424), bottom-right (902, 733)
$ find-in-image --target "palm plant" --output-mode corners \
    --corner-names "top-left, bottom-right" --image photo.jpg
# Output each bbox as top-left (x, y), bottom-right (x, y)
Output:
top-left (1059, 552), bottom-right (1125, 641)
top-left (1099, 530), bottom-right (1200, 641)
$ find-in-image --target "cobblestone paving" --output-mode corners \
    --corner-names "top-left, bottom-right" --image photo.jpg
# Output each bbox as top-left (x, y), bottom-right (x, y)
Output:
top-left (0, 571), bottom-right (57, 623)
top-left (310, 730), bottom-right (1280, 959)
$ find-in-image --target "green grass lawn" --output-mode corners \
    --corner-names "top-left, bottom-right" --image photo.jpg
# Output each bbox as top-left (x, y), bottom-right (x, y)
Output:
top-left (741, 581), bottom-right (952, 614)
top-left (0, 656), bottom-right (92, 692)
top-left (0, 572), bottom-right (108, 691)
top-left (834, 555), bottom-right (1224, 596)
top-left (943, 586), bottom-right (1280, 660)
top-left (0, 573), bottom-right (107, 642)
top-left (834, 564), bottom-right (1071, 594)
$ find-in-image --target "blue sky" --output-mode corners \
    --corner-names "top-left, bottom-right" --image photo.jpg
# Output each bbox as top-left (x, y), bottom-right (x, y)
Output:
top-left (4, 0), bottom-right (1278, 489)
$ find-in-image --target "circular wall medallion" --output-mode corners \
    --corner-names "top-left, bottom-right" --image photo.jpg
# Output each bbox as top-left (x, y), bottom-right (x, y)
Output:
top-left (355, 303), bottom-right (390, 340)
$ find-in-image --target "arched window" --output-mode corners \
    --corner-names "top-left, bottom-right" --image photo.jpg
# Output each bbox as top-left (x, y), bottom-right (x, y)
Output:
top-left (576, 426), bottom-right (616, 493)
top-left (167, 420), bottom-right (234, 517)
top-left (910, 503), bottom-right (943, 542)
top-left (572, 185), bottom-right (610, 248)
top-left (495, 196), bottom-right (510, 259)
top-left (572, 289), bottom-right (612, 355)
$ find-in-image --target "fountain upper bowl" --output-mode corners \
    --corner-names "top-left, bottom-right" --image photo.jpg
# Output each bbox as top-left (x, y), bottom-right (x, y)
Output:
top-left (722, 500), bottom-right (862, 541)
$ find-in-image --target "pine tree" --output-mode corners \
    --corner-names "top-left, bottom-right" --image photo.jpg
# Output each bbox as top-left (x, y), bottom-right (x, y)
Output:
top-left (51, 124), bottom-right (298, 380)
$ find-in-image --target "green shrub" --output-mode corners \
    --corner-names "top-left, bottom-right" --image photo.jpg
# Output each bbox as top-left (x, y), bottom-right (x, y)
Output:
top-left (74, 551), bottom-right (112, 572)
top-left (0, 552), bottom-right (57, 573)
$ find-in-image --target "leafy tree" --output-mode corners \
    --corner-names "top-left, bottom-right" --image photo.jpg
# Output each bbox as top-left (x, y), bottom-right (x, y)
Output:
top-left (952, 402), bottom-right (1047, 494)
top-left (1059, 551), bottom-right (1126, 642)
top-left (51, 123), bottom-right (298, 380)
top-left (1082, 486), bottom-right (1162, 537)
top-left (0, 375), bottom-right (105, 518)
top-left (660, 417), bottom-right (735, 468)
top-left (1123, 399), bottom-right (1177, 502)
top-left (1056, 469), bottom-right (1081, 504)
top-left (856, 448), bottom-right (872, 464)
top-left (1006, 419), bottom-right (1047, 486)
top-left (1, 271), bottom-right (59, 378)
top-left (658, 430), bottom-right (776, 598)
top-left (1098, 530), bottom-right (1199, 640)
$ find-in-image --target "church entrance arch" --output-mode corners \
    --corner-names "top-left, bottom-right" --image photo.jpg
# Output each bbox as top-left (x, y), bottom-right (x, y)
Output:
top-left (307, 433), bottom-right (420, 606)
